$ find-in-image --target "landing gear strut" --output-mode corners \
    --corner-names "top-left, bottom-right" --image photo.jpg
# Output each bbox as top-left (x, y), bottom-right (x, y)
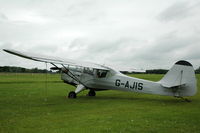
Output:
top-left (88, 90), bottom-right (96, 96)
top-left (68, 91), bottom-right (76, 98)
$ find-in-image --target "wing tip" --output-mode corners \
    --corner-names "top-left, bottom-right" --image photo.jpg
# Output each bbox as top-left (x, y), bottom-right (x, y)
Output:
top-left (3, 49), bottom-right (8, 52)
top-left (3, 49), bottom-right (13, 54)
top-left (3, 49), bottom-right (18, 55)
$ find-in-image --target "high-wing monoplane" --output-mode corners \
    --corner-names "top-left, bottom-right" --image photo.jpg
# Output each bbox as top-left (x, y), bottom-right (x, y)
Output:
top-left (3, 49), bottom-right (197, 101)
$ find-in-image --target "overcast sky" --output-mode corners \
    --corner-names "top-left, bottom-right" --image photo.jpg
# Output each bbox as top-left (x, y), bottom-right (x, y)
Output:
top-left (0, 0), bottom-right (200, 70)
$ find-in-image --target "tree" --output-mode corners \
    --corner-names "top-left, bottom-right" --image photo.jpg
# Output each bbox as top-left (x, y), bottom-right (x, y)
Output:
top-left (195, 67), bottom-right (200, 74)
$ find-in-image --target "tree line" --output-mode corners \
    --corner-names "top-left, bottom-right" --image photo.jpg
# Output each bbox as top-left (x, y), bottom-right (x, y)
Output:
top-left (0, 66), bottom-right (200, 74)
top-left (121, 67), bottom-right (200, 74)
top-left (0, 66), bottom-right (51, 73)
top-left (120, 69), bottom-right (168, 74)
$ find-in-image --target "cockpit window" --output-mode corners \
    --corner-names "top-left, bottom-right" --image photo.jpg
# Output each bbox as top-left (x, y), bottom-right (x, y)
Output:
top-left (83, 67), bottom-right (94, 75)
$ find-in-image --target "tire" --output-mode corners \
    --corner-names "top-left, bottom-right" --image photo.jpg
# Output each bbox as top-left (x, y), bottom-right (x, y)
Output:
top-left (68, 91), bottom-right (76, 98)
top-left (88, 90), bottom-right (96, 96)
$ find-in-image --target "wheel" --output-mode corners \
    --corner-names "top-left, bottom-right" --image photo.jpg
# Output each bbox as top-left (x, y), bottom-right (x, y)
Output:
top-left (68, 91), bottom-right (76, 98)
top-left (88, 90), bottom-right (96, 96)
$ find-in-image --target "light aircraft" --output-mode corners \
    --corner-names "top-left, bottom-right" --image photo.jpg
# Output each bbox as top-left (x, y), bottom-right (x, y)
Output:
top-left (3, 49), bottom-right (197, 101)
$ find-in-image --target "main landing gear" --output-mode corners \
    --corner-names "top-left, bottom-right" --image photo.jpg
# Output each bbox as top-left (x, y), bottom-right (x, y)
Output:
top-left (68, 91), bottom-right (76, 98)
top-left (88, 90), bottom-right (96, 96)
top-left (68, 90), bottom-right (96, 98)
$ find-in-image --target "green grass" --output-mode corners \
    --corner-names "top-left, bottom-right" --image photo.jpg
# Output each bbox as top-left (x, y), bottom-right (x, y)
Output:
top-left (0, 73), bottom-right (200, 133)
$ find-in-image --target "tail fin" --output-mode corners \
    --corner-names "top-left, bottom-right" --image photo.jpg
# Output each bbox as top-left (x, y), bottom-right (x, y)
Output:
top-left (160, 60), bottom-right (197, 97)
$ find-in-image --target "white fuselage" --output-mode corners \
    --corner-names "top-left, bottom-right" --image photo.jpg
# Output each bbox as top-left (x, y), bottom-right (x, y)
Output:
top-left (61, 62), bottom-right (197, 97)
top-left (61, 69), bottom-right (175, 97)
top-left (84, 73), bottom-right (174, 96)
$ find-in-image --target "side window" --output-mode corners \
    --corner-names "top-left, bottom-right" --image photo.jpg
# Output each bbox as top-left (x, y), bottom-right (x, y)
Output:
top-left (96, 70), bottom-right (108, 78)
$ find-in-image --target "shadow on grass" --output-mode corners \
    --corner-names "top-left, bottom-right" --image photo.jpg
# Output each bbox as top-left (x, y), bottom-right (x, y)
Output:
top-left (4, 94), bottom-right (198, 109)
top-left (78, 95), bottom-right (196, 104)
top-left (39, 94), bottom-right (199, 106)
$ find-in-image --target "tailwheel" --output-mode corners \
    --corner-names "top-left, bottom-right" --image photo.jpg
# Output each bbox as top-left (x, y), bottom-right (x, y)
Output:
top-left (68, 91), bottom-right (76, 98)
top-left (88, 90), bottom-right (96, 96)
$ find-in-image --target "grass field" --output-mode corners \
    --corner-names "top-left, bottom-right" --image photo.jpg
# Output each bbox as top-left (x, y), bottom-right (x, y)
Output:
top-left (0, 73), bottom-right (200, 133)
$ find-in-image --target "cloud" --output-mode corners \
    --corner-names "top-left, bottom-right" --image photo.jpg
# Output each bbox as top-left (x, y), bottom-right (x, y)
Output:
top-left (0, 12), bottom-right (8, 21)
top-left (130, 30), bottom-right (200, 68)
top-left (158, 1), bottom-right (200, 22)
top-left (0, 0), bottom-right (200, 70)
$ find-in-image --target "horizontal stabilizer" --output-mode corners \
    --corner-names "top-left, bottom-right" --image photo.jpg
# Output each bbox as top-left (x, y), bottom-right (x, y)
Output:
top-left (161, 82), bottom-right (186, 88)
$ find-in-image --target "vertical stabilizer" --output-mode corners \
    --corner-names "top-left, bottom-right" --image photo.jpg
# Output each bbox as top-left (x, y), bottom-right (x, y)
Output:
top-left (160, 60), bottom-right (197, 96)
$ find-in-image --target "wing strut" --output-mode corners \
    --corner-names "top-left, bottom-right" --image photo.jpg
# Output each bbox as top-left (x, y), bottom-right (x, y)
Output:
top-left (61, 64), bottom-right (87, 87)
top-left (51, 63), bottom-right (87, 87)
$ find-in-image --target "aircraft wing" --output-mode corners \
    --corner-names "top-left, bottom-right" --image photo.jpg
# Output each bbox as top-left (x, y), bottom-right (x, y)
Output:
top-left (3, 49), bottom-right (110, 70)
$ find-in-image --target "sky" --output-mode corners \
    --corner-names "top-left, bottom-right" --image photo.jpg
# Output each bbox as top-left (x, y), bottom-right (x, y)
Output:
top-left (0, 0), bottom-right (200, 70)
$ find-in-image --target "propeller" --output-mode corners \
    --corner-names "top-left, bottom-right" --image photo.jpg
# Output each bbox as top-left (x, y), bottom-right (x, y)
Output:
top-left (50, 66), bottom-right (69, 74)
